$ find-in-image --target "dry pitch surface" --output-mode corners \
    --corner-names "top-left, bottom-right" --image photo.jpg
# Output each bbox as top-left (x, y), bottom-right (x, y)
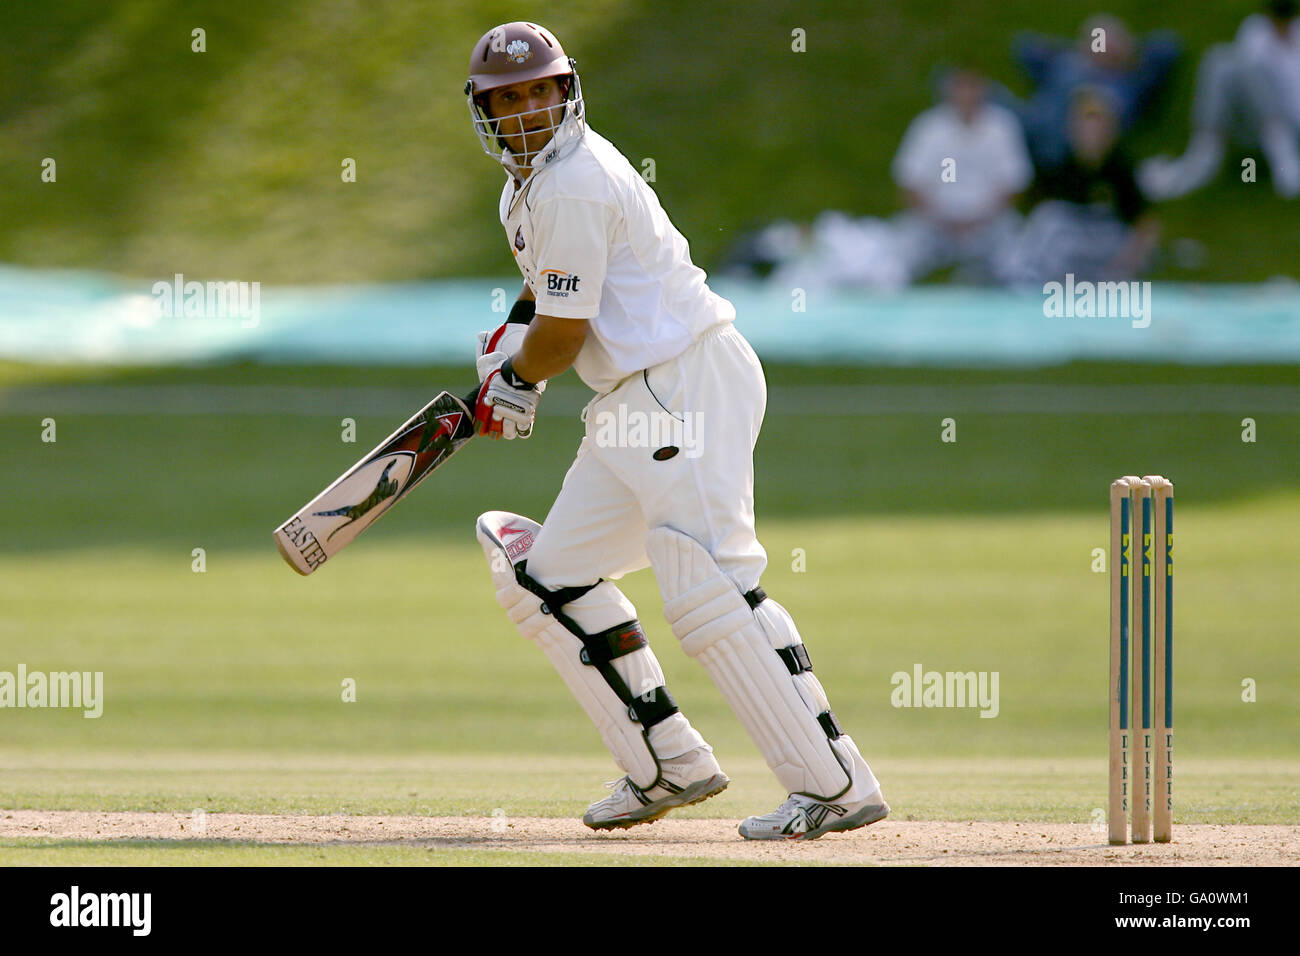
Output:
top-left (3, 811), bottom-right (1296, 865)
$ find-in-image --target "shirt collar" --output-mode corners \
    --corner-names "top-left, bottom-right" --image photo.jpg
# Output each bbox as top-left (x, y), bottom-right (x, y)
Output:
top-left (501, 112), bottom-right (587, 183)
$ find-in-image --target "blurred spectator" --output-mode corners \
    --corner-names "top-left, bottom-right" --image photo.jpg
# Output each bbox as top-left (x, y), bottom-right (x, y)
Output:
top-left (1139, 1), bottom-right (1300, 199)
top-left (891, 68), bottom-right (1033, 283)
top-left (1005, 16), bottom-right (1180, 169)
top-left (997, 89), bottom-right (1159, 286)
top-left (716, 220), bottom-right (806, 280)
top-left (716, 213), bottom-right (909, 290)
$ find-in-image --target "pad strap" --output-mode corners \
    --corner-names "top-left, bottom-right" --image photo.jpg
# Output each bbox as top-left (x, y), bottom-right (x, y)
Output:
top-left (580, 621), bottom-right (649, 666)
top-left (628, 687), bottom-right (679, 728)
top-left (817, 709), bottom-right (845, 740)
top-left (515, 563), bottom-right (680, 730)
top-left (776, 643), bottom-right (813, 675)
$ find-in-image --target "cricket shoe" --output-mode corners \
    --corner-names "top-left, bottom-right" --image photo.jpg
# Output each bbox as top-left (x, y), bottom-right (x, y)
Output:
top-left (582, 746), bottom-right (729, 831)
top-left (738, 791), bottom-right (890, 841)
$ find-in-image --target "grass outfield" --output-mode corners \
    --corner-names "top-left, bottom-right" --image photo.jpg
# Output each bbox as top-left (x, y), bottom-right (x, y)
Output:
top-left (1, 755), bottom-right (1296, 824)
top-left (0, 360), bottom-right (1296, 866)
top-left (0, 506), bottom-right (1296, 760)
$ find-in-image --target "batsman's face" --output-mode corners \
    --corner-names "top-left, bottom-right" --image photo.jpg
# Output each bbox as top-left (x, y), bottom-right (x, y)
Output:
top-left (486, 78), bottom-right (567, 160)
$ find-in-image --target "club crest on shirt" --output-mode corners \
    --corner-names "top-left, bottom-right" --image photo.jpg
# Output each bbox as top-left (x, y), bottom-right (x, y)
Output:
top-left (506, 40), bottom-right (532, 64)
top-left (514, 226), bottom-right (526, 251)
top-left (541, 269), bottom-right (581, 296)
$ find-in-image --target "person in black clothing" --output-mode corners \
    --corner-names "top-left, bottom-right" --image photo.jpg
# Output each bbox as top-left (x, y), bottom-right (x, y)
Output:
top-left (997, 88), bottom-right (1160, 286)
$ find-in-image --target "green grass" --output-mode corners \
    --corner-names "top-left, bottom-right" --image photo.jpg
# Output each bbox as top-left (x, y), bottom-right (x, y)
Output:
top-left (3, 360), bottom-right (1297, 557)
top-left (0, 0), bottom-right (1292, 281)
top-left (0, 358), bottom-right (1296, 858)
top-left (1, 755), bottom-right (1294, 824)
top-left (0, 504), bottom-right (1296, 762)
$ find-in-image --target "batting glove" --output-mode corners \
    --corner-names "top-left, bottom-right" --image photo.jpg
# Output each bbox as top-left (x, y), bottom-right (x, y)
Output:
top-left (476, 322), bottom-right (530, 382)
top-left (474, 357), bottom-right (543, 440)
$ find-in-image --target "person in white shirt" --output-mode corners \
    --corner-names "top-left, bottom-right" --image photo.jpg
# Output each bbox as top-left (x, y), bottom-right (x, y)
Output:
top-left (1140, 1), bottom-right (1300, 199)
top-left (891, 68), bottom-right (1033, 283)
top-left (464, 21), bottom-right (888, 840)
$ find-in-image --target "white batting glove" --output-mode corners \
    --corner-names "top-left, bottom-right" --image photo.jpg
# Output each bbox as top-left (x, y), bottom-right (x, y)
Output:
top-left (476, 323), bottom-right (530, 383)
top-left (473, 357), bottom-right (543, 440)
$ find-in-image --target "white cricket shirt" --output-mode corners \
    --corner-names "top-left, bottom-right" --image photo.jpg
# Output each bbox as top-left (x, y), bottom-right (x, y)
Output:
top-left (891, 102), bottom-right (1032, 224)
top-left (1237, 14), bottom-right (1300, 129)
top-left (498, 126), bottom-right (735, 393)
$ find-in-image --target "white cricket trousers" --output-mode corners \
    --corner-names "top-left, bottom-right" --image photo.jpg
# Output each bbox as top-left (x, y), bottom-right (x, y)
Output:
top-left (526, 321), bottom-right (769, 593)
top-left (518, 323), bottom-right (879, 804)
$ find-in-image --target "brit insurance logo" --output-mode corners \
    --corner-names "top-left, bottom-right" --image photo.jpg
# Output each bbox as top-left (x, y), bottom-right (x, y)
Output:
top-left (542, 269), bottom-right (581, 297)
top-left (505, 40), bottom-right (532, 63)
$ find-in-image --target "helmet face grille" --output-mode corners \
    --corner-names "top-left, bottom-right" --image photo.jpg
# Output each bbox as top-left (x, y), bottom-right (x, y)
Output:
top-left (466, 68), bottom-right (585, 171)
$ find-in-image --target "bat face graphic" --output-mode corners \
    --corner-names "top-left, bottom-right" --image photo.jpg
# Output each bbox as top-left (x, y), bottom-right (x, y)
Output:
top-left (311, 409), bottom-right (465, 542)
top-left (273, 392), bottom-right (475, 575)
top-left (408, 409), bottom-right (465, 475)
top-left (314, 460), bottom-right (402, 541)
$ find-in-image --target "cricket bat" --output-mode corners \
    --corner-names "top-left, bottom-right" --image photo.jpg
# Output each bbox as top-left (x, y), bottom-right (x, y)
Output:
top-left (274, 389), bottom-right (477, 575)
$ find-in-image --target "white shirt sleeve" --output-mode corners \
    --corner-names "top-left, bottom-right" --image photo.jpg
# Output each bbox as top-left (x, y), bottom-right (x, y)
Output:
top-left (529, 196), bottom-right (613, 319)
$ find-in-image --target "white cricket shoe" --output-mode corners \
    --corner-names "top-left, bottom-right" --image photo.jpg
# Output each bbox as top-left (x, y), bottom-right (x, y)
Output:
top-left (738, 791), bottom-right (890, 841)
top-left (582, 746), bottom-right (729, 831)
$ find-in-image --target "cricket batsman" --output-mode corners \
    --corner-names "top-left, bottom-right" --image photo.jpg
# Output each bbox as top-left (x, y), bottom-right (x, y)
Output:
top-left (466, 21), bottom-right (889, 839)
